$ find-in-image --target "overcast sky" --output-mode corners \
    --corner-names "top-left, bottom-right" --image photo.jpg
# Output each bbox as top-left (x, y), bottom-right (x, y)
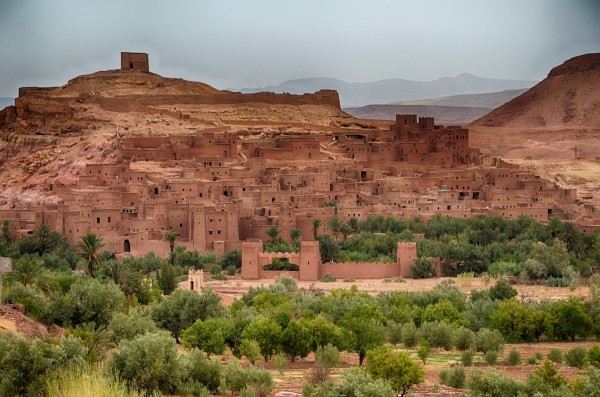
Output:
top-left (0, 0), bottom-right (598, 97)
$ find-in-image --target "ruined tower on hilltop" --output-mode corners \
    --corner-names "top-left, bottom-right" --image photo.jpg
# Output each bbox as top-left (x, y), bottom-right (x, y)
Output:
top-left (120, 52), bottom-right (149, 72)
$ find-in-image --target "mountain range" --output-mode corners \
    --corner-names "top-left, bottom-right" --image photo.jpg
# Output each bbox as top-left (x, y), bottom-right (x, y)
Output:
top-left (239, 74), bottom-right (536, 107)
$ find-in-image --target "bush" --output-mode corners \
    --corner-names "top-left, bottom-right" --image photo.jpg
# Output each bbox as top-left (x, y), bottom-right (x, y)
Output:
top-left (107, 331), bottom-right (184, 395)
top-left (485, 350), bottom-right (498, 365)
top-left (439, 365), bottom-right (466, 389)
top-left (467, 369), bottom-right (525, 397)
top-left (240, 339), bottom-right (262, 365)
top-left (586, 345), bottom-right (600, 368)
top-left (67, 277), bottom-right (125, 327)
top-left (507, 348), bottom-right (521, 366)
top-left (411, 257), bottom-right (436, 279)
top-left (185, 350), bottom-right (222, 392)
top-left (315, 344), bottom-right (341, 368)
top-left (106, 309), bottom-right (159, 343)
top-left (245, 366), bottom-right (274, 397)
top-left (320, 273), bottom-right (336, 282)
top-left (419, 321), bottom-right (453, 350)
top-left (4, 282), bottom-right (48, 321)
top-left (219, 249), bottom-right (242, 270)
top-left (275, 274), bottom-right (298, 293)
top-left (453, 327), bottom-right (476, 351)
top-left (527, 356), bottom-right (539, 365)
top-left (386, 321), bottom-right (403, 346)
top-left (0, 335), bottom-right (86, 397)
top-left (488, 277), bottom-right (517, 301)
top-left (488, 261), bottom-right (522, 277)
top-left (461, 349), bottom-right (474, 367)
top-left (547, 348), bottom-right (563, 364)
top-left (401, 321), bottom-right (419, 348)
top-left (274, 353), bottom-right (287, 374)
top-left (475, 328), bottom-right (504, 354)
top-left (151, 288), bottom-right (225, 338)
top-left (417, 340), bottom-right (431, 364)
top-left (566, 347), bottom-right (587, 369)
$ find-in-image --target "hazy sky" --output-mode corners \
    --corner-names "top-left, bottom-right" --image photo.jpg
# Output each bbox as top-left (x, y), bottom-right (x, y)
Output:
top-left (0, 0), bottom-right (598, 97)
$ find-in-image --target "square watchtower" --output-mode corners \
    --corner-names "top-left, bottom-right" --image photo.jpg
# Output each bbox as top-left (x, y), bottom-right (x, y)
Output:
top-left (121, 52), bottom-right (149, 72)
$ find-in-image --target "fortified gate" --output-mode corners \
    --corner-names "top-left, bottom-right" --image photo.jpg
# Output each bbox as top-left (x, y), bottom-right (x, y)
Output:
top-left (241, 241), bottom-right (423, 281)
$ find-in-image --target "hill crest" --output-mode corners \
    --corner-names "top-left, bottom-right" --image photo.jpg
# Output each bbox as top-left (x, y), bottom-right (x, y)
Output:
top-left (471, 53), bottom-right (600, 128)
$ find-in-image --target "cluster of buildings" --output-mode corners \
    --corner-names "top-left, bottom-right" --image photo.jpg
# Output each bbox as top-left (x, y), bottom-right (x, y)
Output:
top-left (1, 113), bottom-right (595, 261)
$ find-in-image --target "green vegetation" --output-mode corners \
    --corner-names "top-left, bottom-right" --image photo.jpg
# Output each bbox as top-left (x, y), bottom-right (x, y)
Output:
top-left (1, 216), bottom-right (600, 396)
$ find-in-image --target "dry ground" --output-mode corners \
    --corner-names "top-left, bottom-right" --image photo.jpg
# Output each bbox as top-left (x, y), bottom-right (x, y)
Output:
top-left (202, 275), bottom-right (590, 304)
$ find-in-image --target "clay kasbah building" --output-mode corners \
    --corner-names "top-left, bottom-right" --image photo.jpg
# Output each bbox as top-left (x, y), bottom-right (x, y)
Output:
top-left (0, 53), bottom-right (597, 281)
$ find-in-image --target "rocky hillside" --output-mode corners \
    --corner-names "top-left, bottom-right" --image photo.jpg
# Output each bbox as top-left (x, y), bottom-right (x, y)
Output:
top-left (0, 69), bottom-right (356, 208)
top-left (471, 54), bottom-right (600, 128)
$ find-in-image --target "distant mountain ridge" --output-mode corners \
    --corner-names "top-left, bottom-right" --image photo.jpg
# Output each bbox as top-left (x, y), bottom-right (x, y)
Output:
top-left (391, 89), bottom-right (527, 109)
top-left (239, 74), bottom-right (536, 107)
top-left (344, 105), bottom-right (491, 126)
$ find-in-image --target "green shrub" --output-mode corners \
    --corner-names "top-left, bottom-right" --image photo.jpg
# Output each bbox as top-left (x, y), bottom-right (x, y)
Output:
top-left (401, 321), bottom-right (419, 348)
top-left (535, 351), bottom-right (543, 361)
top-left (320, 273), bottom-right (336, 282)
top-left (467, 369), bottom-right (525, 397)
top-left (0, 335), bottom-right (86, 397)
top-left (107, 331), bottom-right (184, 395)
top-left (417, 340), bottom-right (431, 364)
top-left (212, 273), bottom-right (228, 280)
top-left (453, 327), bottom-right (476, 351)
top-left (475, 328), bottom-right (504, 354)
top-left (419, 321), bottom-right (453, 350)
top-left (4, 282), bottom-right (48, 321)
top-left (547, 348), bottom-right (563, 364)
top-left (488, 261), bottom-right (522, 277)
top-left (386, 321), bottom-right (403, 346)
top-left (586, 345), bottom-right (600, 368)
top-left (439, 365), bottom-right (466, 389)
top-left (245, 366), bottom-right (274, 397)
top-left (411, 257), bottom-right (435, 279)
top-left (485, 350), bottom-right (498, 365)
top-left (507, 348), bottom-right (521, 366)
top-left (461, 349), bottom-right (474, 367)
top-left (315, 344), bottom-right (341, 368)
top-left (185, 350), bottom-right (222, 392)
top-left (240, 339), bottom-right (262, 365)
top-left (527, 356), bottom-right (539, 365)
top-left (274, 353), bottom-right (287, 375)
top-left (542, 277), bottom-right (570, 287)
top-left (566, 347), bottom-right (587, 369)
top-left (488, 277), bottom-right (517, 301)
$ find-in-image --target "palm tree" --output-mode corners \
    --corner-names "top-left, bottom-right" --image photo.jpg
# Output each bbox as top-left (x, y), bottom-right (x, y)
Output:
top-left (164, 231), bottom-right (179, 264)
top-left (77, 233), bottom-right (105, 278)
top-left (266, 227), bottom-right (281, 244)
top-left (1, 220), bottom-right (11, 243)
top-left (558, 222), bottom-right (581, 252)
top-left (34, 224), bottom-right (52, 255)
top-left (326, 217), bottom-right (343, 239)
top-left (290, 228), bottom-right (301, 241)
top-left (312, 218), bottom-right (322, 240)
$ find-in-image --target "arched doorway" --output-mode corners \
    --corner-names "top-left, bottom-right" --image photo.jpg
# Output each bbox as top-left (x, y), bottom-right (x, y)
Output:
top-left (123, 239), bottom-right (131, 253)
